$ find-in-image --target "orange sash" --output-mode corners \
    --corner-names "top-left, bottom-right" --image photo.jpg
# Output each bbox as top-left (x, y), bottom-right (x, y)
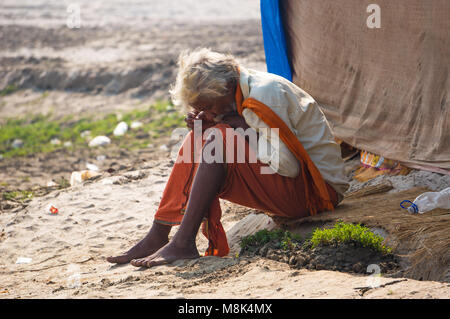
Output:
top-left (235, 83), bottom-right (334, 215)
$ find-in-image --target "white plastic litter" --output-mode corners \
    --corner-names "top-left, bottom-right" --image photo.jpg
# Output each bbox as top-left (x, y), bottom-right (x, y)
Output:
top-left (63, 141), bottom-right (72, 147)
top-left (86, 162), bottom-right (99, 171)
top-left (16, 257), bottom-right (32, 264)
top-left (70, 170), bottom-right (101, 186)
top-left (113, 121), bottom-right (128, 136)
top-left (70, 171), bottom-right (83, 186)
top-left (96, 155), bottom-right (106, 161)
top-left (47, 181), bottom-right (57, 187)
top-left (88, 136), bottom-right (111, 147)
top-left (130, 121), bottom-right (143, 129)
top-left (12, 139), bottom-right (23, 149)
top-left (80, 130), bottom-right (91, 138)
top-left (50, 138), bottom-right (61, 145)
top-left (405, 187), bottom-right (450, 214)
top-left (159, 144), bottom-right (169, 151)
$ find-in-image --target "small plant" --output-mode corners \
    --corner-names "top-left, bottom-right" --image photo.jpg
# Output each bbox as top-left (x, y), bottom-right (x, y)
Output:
top-left (0, 85), bottom-right (18, 96)
top-left (3, 190), bottom-right (34, 201)
top-left (309, 221), bottom-right (392, 254)
top-left (240, 229), bottom-right (302, 252)
top-left (55, 176), bottom-right (70, 189)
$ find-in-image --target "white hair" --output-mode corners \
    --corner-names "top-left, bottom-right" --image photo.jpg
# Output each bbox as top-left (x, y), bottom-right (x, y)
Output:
top-left (169, 48), bottom-right (240, 110)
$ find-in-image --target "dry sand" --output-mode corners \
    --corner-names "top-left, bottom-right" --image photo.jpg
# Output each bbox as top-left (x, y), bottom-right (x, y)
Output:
top-left (1, 1), bottom-right (449, 299)
top-left (1, 158), bottom-right (449, 299)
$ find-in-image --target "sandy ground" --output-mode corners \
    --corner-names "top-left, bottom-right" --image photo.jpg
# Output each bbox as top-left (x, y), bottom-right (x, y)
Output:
top-left (1, 158), bottom-right (449, 299)
top-left (1, 1), bottom-right (450, 299)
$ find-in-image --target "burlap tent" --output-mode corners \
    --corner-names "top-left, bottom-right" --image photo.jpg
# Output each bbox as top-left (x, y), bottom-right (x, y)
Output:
top-left (257, 0), bottom-right (450, 282)
top-left (261, 0), bottom-right (449, 173)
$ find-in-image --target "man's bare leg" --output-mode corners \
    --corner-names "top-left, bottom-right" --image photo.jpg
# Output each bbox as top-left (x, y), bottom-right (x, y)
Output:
top-left (130, 141), bottom-right (226, 268)
top-left (106, 222), bottom-right (171, 264)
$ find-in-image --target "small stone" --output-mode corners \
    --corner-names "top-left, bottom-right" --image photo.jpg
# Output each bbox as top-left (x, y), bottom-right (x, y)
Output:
top-left (315, 264), bottom-right (326, 270)
top-left (86, 162), bottom-right (99, 171)
top-left (130, 121), bottom-right (143, 129)
top-left (113, 121), bottom-right (128, 136)
top-left (50, 138), bottom-right (61, 145)
top-left (159, 144), bottom-right (169, 152)
top-left (296, 255), bottom-right (306, 266)
top-left (88, 136), bottom-right (111, 147)
top-left (12, 139), bottom-right (23, 149)
top-left (80, 130), bottom-right (91, 138)
top-left (16, 257), bottom-right (32, 264)
top-left (47, 181), bottom-right (57, 187)
top-left (136, 132), bottom-right (150, 139)
top-left (259, 245), bottom-right (269, 257)
top-left (124, 170), bottom-right (145, 180)
top-left (266, 249), bottom-right (276, 260)
top-left (288, 256), bottom-right (297, 265)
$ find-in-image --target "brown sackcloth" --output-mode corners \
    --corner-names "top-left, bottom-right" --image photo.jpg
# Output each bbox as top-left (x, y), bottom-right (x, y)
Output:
top-left (281, 0), bottom-right (450, 172)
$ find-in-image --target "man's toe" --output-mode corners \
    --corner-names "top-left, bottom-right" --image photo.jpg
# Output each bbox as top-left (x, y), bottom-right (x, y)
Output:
top-left (146, 257), bottom-right (168, 268)
top-left (130, 259), bottom-right (142, 267)
top-left (107, 255), bottom-right (128, 264)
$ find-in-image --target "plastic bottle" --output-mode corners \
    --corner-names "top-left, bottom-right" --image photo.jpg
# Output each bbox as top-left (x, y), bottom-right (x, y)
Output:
top-left (401, 187), bottom-right (450, 214)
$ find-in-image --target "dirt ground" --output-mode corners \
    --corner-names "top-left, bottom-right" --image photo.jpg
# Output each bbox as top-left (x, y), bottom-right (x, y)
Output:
top-left (1, 1), bottom-right (449, 299)
top-left (0, 0), bottom-right (265, 192)
top-left (1, 159), bottom-right (449, 299)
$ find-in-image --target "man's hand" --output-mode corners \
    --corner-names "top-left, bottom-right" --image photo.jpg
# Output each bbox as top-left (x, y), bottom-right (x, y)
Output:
top-left (220, 113), bottom-right (250, 130)
top-left (185, 111), bottom-right (216, 131)
top-left (184, 111), bottom-right (198, 130)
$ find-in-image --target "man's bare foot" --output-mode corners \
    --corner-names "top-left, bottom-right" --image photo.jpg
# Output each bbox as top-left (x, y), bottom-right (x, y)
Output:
top-left (106, 223), bottom-right (170, 264)
top-left (130, 241), bottom-right (200, 268)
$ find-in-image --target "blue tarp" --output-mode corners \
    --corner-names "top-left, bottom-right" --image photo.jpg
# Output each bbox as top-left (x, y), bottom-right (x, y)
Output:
top-left (260, 0), bottom-right (292, 81)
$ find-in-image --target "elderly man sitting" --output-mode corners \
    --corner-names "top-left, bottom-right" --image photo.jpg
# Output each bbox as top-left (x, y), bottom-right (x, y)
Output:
top-left (107, 48), bottom-right (349, 268)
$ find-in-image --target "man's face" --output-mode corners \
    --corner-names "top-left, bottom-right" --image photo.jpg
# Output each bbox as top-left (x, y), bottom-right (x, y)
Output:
top-left (190, 91), bottom-right (236, 123)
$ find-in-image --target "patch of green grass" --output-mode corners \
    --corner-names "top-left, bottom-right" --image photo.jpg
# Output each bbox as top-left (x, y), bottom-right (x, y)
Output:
top-left (240, 229), bottom-right (303, 252)
top-left (0, 85), bottom-right (18, 96)
top-left (309, 221), bottom-right (392, 254)
top-left (3, 190), bottom-right (34, 201)
top-left (54, 176), bottom-right (70, 189)
top-left (0, 100), bottom-right (185, 158)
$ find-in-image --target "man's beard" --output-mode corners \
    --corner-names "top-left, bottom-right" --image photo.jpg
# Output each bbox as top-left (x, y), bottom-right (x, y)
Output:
top-left (213, 101), bottom-right (237, 123)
